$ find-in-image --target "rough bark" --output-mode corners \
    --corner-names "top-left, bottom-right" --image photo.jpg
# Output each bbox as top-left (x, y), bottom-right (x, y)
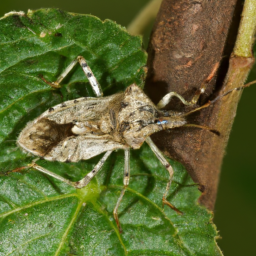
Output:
top-left (144, 0), bottom-right (248, 210)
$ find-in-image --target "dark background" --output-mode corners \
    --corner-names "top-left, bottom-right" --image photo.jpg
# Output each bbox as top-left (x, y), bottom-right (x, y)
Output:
top-left (1, 1), bottom-right (255, 255)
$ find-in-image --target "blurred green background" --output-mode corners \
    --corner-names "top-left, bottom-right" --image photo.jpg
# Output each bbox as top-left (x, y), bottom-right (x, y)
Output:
top-left (0, 1), bottom-right (255, 255)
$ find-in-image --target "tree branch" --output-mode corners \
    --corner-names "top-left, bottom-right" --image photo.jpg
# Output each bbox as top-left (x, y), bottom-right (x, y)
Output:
top-left (145, 0), bottom-right (255, 210)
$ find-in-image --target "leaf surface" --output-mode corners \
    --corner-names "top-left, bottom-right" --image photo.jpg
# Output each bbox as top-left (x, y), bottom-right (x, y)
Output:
top-left (0, 9), bottom-right (222, 256)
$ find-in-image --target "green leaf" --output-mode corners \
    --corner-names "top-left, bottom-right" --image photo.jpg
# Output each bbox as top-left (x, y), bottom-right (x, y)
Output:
top-left (0, 9), bottom-right (221, 256)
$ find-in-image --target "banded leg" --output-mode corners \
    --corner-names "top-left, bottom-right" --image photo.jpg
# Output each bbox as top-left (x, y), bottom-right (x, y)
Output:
top-left (157, 62), bottom-right (219, 109)
top-left (41, 56), bottom-right (103, 97)
top-left (10, 151), bottom-right (113, 188)
top-left (77, 56), bottom-right (103, 97)
top-left (113, 149), bottom-right (130, 233)
top-left (145, 137), bottom-right (182, 214)
top-left (72, 150), bottom-right (112, 188)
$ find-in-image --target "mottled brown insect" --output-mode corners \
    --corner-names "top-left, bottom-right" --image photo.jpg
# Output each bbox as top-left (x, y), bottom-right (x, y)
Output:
top-left (16, 56), bottom-right (244, 232)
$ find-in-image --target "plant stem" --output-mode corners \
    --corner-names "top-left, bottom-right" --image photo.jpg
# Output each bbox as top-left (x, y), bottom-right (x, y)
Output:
top-left (127, 0), bottom-right (162, 35)
top-left (234, 0), bottom-right (256, 57)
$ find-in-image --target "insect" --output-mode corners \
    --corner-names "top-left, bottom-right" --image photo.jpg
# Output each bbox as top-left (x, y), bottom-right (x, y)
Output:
top-left (15, 56), bottom-right (248, 233)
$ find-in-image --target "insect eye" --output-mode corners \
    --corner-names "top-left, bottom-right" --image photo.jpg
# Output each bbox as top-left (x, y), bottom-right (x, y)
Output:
top-left (155, 120), bottom-right (168, 125)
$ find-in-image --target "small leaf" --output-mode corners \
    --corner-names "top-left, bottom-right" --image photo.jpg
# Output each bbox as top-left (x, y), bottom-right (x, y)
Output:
top-left (0, 9), bottom-right (221, 256)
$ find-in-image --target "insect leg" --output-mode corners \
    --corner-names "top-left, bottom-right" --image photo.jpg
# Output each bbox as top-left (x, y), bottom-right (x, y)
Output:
top-left (145, 137), bottom-right (182, 215)
top-left (42, 57), bottom-right (85, 88)
top-left (157, 91), bottom-right (194, 109)
top-left (41, 56), bottom-right (103, 97)
top-left (157, 62), bottom-right (219, 109)
top-left (52, 59), bottom-right (78, 88)
top-left (188, 62), bottom-right (219, 105)
top-left (28, 162), bottom-right (76, 187)
top-left (73, 150), bottom-right (112, 188)
top-left (113, 149), bottom-right (130, 233)
top-left (77, 56), bottom-right (103, 97)
top-left (42, 59), bottom-right (79, 88)
top-left (16, 151), bottom-right (112, 188)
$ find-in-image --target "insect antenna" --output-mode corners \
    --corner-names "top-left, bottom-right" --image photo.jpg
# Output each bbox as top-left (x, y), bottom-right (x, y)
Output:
top-left (209, 79), bottom-right (256, 104)
top-left (179, 80), bottom-right (256, 135)
top-left (181, 79), bottom-right (256, 117)
top-left (182, 124), bottom-right (220, 136)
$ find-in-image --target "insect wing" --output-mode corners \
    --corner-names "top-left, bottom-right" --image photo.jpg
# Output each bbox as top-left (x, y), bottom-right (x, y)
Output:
top-left (41, 94), bottom-right (121, 124)
top-left (17, 93), bottom-right (125, 160)
top-left (44, 134), bottom-right (128, 162)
